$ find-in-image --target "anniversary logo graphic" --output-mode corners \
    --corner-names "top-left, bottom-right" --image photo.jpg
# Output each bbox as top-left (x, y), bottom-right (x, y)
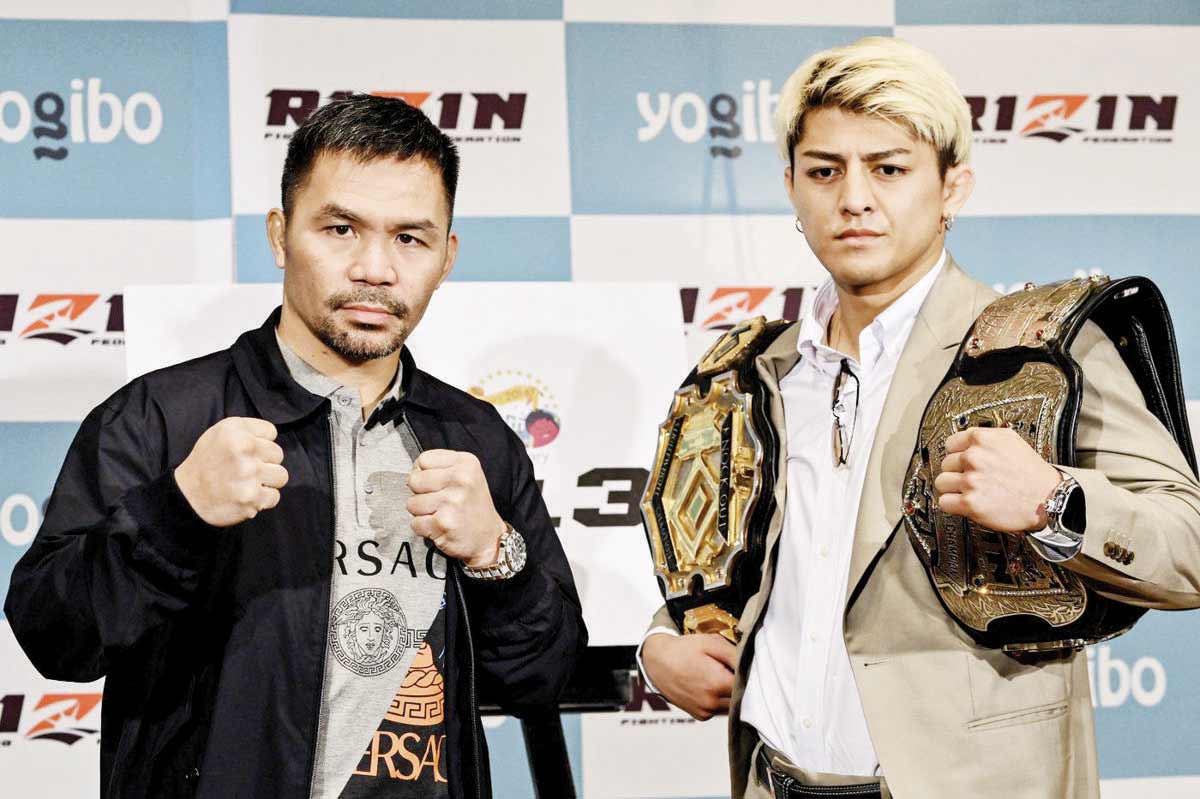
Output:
top-left (468, 370), bottom-right (562, 451)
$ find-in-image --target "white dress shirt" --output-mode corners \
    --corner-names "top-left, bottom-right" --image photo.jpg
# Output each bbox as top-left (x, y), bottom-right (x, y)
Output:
top-left (738, 253), bottom-right (946, 776)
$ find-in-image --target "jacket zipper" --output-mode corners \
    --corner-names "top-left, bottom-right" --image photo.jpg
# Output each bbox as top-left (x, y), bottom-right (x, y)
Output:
top-left (401, 414), bottom-right (483, 799)
top-left (452, 566), bottom-right (483, 799)
top-left (304, 416), bottom-right (338, 799)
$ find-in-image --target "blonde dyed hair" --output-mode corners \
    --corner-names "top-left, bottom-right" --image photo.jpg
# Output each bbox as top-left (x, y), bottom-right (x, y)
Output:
top-left (774, 36), bottom-right (972, 173)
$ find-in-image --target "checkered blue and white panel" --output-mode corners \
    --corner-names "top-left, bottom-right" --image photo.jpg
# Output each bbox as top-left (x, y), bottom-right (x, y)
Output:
top-left (2, 1), bottom-right (1199, 796)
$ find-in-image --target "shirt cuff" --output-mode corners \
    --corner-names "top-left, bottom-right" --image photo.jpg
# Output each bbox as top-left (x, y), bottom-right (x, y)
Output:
top-left (636, 626), bottom-right (680, 695)
top-left (1028, 525), bottom-right (1084, 562)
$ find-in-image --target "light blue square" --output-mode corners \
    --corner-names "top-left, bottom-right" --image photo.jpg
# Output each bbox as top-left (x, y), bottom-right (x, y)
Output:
top-left (0, 422), bottom-right (80, 622)
top-left (0, 21), bottom-right (230, 219)
top-left (566, 24), bottom-right (889, 215)
top-left (949, 215), bottom-right (1200, 397)
top-left (231, 0), bottom-right (562, 19)
top-left (896, 0), bottom-right (1200, 25)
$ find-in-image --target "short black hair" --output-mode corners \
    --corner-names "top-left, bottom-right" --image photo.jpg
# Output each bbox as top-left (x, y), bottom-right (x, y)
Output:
top-left (280, 93), bottom-right (460, 227)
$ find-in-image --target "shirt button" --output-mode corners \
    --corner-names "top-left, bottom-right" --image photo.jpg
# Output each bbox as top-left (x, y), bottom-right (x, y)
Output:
top-left (802, 717), bottom-right (813, 729)
top-left (808, 632), bottom-right (818, 643)
top-left (337, 395), bottom-right (351, 406)
top-left (360, 438), bottom-right (368, 447)
top-left (364, 485), bottom-right (374, 495)
top-left (818, 545), bottom-right (830, 558)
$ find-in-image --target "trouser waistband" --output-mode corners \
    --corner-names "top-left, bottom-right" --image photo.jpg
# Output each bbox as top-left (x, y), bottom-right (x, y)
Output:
top-left (755, 743), bottom-right (885, 799)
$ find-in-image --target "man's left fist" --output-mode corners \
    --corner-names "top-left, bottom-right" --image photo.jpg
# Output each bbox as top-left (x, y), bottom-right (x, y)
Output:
top-left (406, 449), bottom-right (505, 568)
top-left (934, 427), bottom-right (1062, 533)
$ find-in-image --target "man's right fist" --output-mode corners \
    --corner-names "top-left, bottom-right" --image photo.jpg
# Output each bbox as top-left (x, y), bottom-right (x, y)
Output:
top-left (641, 632), bottom-right (737, 721)
top-left (174, 417), bottom-right (288, 528)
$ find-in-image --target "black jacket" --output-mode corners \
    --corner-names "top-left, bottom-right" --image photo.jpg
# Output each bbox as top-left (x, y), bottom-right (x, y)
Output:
top-left (5, 308), bottom-right (587, 798)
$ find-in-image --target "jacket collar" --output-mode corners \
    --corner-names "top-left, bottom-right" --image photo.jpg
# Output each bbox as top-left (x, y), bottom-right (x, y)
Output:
top-left (913, 251), bottom-right (990, 350)
top-left (231, 306), bottom-right (441, 426)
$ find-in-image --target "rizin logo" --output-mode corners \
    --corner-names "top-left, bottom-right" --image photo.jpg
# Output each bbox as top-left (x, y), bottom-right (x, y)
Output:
top-left (468, 370), bottom-right (561, 450)
top-left (265, 89), bottom-right (527, 144)
top-left (681, 287), bottom-right (806, 331)
top-left (0, 293), bottom-right (124, 346)
top-left (0, 79), bottom-right (163, 160)
top-left (0, 693), bottom-right (102, 747)
top-left (968, 94), bottom-right (1177, 144)
top-left (637, 80), bottom-right (778, 158)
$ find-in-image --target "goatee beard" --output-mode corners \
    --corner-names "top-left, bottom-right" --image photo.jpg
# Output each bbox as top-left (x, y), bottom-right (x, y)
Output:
top-left (316, 289), bottom-right (410, 364)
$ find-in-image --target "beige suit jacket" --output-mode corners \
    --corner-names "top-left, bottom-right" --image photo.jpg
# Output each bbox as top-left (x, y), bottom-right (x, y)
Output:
top-left (647, 256), bottom-right (1200, 798)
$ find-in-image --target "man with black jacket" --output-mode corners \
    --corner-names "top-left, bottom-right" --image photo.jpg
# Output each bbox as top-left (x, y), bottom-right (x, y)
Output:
top-left (5, 94), bottom-right (587, 798)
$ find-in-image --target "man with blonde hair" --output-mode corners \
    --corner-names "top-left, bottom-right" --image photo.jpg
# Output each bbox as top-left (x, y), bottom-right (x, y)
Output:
top-left (640, 36), bottom-right (1200, 797)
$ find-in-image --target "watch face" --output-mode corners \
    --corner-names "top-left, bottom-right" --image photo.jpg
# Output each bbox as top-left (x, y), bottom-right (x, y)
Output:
top-left (505, 530), bottom-right (528, 572)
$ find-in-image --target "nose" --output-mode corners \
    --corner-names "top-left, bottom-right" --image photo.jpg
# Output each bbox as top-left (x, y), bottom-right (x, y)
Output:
top-left (839, 163), bottom-right (875, 217)
top-left (349, 234), bottom-right (397, 285)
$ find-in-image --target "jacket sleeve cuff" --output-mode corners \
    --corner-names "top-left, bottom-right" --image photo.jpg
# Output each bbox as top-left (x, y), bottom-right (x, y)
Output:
top-left (122, 469), bottom-right (218, 571)
top-left (1056, 465), bottom-right (1142, 576)
top-left (458, 556), bottom-right (541, 621)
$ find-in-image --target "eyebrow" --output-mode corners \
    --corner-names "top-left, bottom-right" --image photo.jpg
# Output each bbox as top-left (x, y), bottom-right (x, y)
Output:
top-left (315, 203), bottom-right (439, 233)
top-left (800, 148), bottom-right (912, 164)
top-left (316, 203), bottom-right (363, 222)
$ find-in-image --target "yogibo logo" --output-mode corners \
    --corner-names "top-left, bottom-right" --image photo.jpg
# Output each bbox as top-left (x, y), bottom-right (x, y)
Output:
top-left (1087, 645), bottom-right (1167, 709)
top-left (636, 80), bottom-right (778, 158)
top-left (0, 79), bottom-right (163, 160)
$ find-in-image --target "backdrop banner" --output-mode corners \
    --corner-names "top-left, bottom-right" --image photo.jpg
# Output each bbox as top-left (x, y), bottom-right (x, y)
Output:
top-left (3, 1), bottom-right (1199, 795)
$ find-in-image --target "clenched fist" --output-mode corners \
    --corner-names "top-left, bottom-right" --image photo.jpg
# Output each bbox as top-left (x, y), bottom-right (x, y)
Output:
top-left (406, 449), bottom-right (505, 567)
top-left (935, 426), bottom-right (1061, 533)
top-left (641, 633), bottom-right (736, 720)
top-left (174, 417), bottom-right (288, 528)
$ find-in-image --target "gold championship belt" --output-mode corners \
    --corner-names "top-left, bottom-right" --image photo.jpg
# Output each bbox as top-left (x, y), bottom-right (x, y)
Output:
top-left (640, 317), bottom-right (790, 643)
top-left (903, 275), bottom-right (1197, 653)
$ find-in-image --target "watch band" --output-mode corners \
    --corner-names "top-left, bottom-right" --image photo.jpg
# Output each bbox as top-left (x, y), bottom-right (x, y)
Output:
top-left (461, 524), bottom-right (527, 581)
top-left (1042, 472), bottom-right (1084, 544)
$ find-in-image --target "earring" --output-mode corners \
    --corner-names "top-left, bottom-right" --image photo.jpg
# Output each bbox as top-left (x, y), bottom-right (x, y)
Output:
top-left (794, 218), bottom-right (804, 233)
top-left (943, 214), bottom-right (955, 232)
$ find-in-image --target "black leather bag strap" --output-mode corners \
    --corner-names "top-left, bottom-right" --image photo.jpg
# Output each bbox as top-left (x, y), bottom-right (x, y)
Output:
top-left (1068, 277), bottom-right (1197, 473)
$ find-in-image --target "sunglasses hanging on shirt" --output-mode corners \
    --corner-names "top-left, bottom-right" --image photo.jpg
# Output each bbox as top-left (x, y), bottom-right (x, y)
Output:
top-left (831, 358), bottom-right (860, 466)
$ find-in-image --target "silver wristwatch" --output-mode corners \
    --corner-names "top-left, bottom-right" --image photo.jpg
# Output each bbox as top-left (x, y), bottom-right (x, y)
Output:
top-left (1043, 472), bottom-right (1084, 544)
top-left (461, 523), bottom-right (527, 581)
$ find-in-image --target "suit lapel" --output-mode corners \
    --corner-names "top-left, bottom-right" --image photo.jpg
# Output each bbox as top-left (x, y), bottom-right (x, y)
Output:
top-left (844, 256), bottom-right (992, 605)
top-left (756, 323), bottom-right (801, 557)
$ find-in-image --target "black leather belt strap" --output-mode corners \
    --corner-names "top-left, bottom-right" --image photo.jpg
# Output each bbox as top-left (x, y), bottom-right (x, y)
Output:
top-left (756, 749), bottom-right (882, 798)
